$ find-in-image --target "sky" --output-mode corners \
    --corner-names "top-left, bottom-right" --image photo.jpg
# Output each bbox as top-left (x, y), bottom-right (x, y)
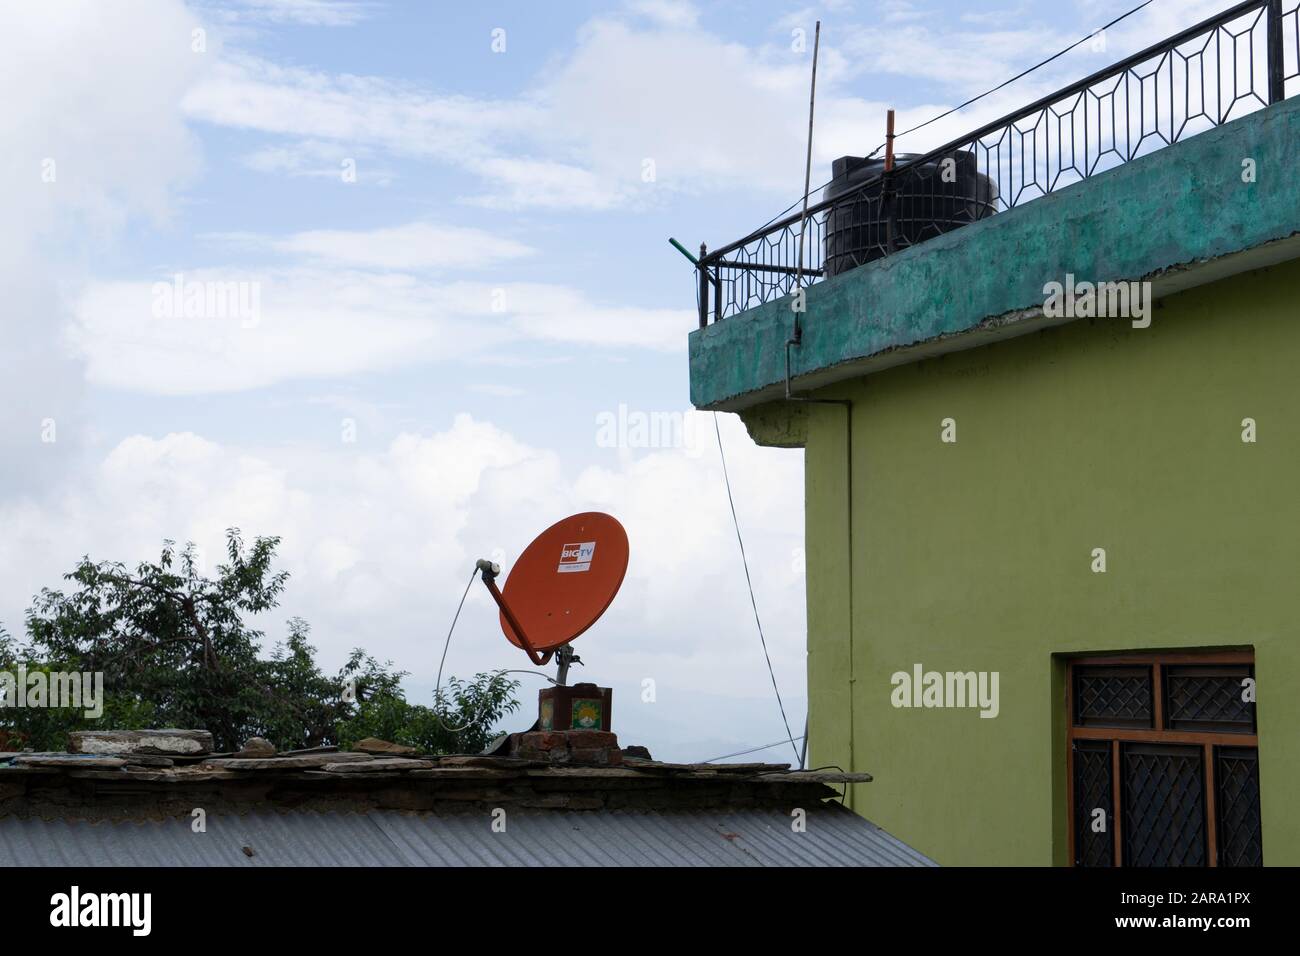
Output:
top-left (1, 0), bottom-right (1233, 763)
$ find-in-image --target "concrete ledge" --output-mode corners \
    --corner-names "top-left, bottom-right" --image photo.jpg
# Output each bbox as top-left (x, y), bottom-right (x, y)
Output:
top-left (689, 95), bottom-right (1300, 411)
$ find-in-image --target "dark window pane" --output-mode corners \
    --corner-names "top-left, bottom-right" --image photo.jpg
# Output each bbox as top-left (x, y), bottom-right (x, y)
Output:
top-left (1123, 743), bottom-right (1206, 867)
top-left (1165, 665), bottom-right (1255, 733)
top-left (1216, 747), bottom-right (1264, 866)
top-left (1074, 666), bottom-right (1153, 728)
top-left (1073, 740), bottom-right (1114, 867)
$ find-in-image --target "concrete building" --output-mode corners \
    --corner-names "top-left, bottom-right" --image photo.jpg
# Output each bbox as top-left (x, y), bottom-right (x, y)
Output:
top-left (688, 2), bottom-right (1297, 865)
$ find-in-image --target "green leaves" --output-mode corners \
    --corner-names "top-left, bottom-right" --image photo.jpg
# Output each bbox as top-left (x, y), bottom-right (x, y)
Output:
top-left (337, 670), bottom-right (522, 755)
top-left (3, 531), bottom-right (518, 754)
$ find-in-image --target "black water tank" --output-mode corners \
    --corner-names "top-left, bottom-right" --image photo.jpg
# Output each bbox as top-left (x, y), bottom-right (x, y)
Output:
top-left (822, 151), bottom-right (997, 278)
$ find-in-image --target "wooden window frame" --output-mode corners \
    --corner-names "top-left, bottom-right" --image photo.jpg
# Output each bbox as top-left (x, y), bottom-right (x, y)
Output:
top-left (1066, 650), bottom-right (1256, 867)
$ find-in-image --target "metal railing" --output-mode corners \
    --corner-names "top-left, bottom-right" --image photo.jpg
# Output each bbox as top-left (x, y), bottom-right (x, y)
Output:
top-left (694, 0), bottom-right (1300, 327)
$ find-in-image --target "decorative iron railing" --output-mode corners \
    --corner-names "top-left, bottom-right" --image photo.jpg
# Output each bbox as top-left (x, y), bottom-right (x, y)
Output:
top-left (693, 0), bottom-right (1300, 327)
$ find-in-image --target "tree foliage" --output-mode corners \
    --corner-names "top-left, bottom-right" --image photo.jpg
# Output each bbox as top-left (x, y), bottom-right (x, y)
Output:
top-left (0, 530), bottom-right (519, 754)
top-left (336, 662), bottom-right (521, 755)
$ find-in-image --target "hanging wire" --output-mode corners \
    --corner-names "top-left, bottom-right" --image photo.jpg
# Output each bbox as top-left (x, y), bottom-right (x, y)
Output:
top-left (748, 0), bottom-right (1160, 233)
top-left (712, 413), bottom-right (801, 765)
top-left (432, 568), bottom-right (482, 734)
top-left (866, 0), bottom-right (1158, 154)
top-left (702, 735), bottom-right (806, 764)
top-left (431, 568), bottom-right (548, 736)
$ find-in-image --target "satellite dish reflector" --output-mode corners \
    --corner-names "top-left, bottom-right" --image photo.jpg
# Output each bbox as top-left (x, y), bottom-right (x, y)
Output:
top-left (497, 512), bottom-right (629, 652)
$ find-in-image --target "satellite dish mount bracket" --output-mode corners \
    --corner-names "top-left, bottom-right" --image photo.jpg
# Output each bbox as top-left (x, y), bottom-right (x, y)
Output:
top-left (476, 560), bottom-right (554, 668)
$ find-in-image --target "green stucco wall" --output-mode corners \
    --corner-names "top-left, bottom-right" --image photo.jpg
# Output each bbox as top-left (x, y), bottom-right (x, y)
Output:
top-left (783, 258), bottom-right (1300, 866)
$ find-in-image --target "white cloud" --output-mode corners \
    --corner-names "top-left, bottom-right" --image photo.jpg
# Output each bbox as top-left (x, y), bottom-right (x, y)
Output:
top-left (505, 284), bottom-right (689, 352)
top-left (65, 267), bottom-right (689, 395)
top-left (182, 54), bottom-right (542, 166)
top-left (179, 16), bottom-right (894, 209)
top-left (66, 268), bottom-right (490, 395)
top-left (841, 24), bottom-right (1073, 90)
top-left (0, 0), bottom-right (206, 491)
top-left (623, 0), bottom-right (701, 29)
top-left (530, 17), bottom-right (817, 196)
top-left (208, 0), bottom-right (376, 27)
top-left (185, 4), bottom-right (1097, 215)
top-left (468, 157), bottom-right (630, 211)
top-left (264, 222), bottom-right (534, 272)
top-left (0, 1), bottom-right (205, 241)
top-left (470, 384), bottom-right (527, 398)
top-left (240, 139), bottom-right (395, 182)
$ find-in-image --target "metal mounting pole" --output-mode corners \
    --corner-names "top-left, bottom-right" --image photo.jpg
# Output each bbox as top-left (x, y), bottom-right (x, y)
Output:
top-left (884, 108), bottom-right (898, 254)
top-left (1267, 0), bottom-right (1285, 105)
top-left (698, 243), bottom-right (709, 327)
top-left (885, 108), bottom-right (896, 171)
top-left (554, 644), bottom-right (579, 686)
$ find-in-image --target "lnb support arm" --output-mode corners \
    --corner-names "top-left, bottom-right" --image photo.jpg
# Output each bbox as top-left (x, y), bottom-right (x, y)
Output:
top-left (475, 559), bottom-right (553, 667)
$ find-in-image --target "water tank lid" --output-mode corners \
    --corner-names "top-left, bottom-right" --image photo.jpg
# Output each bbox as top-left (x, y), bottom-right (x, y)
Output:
top-left (830, 153), bottom-right (926, 179)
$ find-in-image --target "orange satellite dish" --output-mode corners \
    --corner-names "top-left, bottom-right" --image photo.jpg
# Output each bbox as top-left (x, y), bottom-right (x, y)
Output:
top-left (476, 512), bottom-right (628, 670)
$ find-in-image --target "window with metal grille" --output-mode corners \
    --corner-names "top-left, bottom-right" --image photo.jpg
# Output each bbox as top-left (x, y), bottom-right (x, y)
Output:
top-left (1073, 665), bottom-right (1152, 728)
top-left (1071, 740), bottom-right (1113, 867)
top-left (1067, 652), bottom-right (1260, 868)
top-left (1216, 747), bottom-right (1264, 867)
top-left (1122, 744), bottom-right (1206, 867)
top-left (1164, 664), bottom-right (1256, 733)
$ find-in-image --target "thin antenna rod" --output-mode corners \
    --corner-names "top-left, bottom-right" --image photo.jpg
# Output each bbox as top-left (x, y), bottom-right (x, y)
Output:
top-left (794, 20), bottom-right (821, 309)
top-left (785, 19), bottom-right (821, 397)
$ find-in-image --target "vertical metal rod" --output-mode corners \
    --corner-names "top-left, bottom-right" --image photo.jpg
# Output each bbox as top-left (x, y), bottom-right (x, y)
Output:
top-left (1205, 742), bottom-right (1219, 866)
top-left (884, 107), bottom-right (898, 255)
top-left (885, 108), bottom-right (896, 171)
top-left (1112, 741), bottom-right (1123, 865)
top-left (697, 243), bottom-right (709, 327)
top-left (1267, 0), bottom-right (1285, 104)
top-left (884, 177), bottom-right (897, 255)
top-left (794, 19), bottom-right (821, 325)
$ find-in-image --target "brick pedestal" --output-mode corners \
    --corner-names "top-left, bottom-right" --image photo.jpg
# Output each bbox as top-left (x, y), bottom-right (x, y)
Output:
top-left (510, 730), bottom-right (623, 766)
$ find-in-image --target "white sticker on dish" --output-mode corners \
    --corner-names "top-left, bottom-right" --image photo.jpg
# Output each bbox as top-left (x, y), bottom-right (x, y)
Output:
top-left (557, 541), bottom-right (596, 573)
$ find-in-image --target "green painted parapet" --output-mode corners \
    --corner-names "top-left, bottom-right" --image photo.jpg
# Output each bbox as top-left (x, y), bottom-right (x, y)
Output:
top-left (689, 95), bottom-right (1300, 411)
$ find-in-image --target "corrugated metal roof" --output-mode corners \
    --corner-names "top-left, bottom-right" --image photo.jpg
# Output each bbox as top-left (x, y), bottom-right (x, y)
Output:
top-left (0, 806), bottom-right (935, 867)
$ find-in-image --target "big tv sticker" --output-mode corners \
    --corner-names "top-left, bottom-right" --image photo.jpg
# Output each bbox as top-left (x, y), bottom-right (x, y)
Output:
top-left (557, 541), bottom-right (596, 573)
